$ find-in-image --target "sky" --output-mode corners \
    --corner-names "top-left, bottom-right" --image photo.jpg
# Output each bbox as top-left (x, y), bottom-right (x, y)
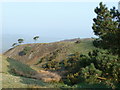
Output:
top-left (1, 1), bottom-right (118, 53)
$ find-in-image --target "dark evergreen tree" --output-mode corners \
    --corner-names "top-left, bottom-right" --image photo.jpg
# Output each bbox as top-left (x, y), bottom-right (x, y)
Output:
top-left (12, 43), bottom-right (17, 47)
top-left (33, 36), bottom-right (39, 43)
top-left (92, 2), bottom-right (120, 56)
top-left (18, 39), bottom-right (24, 44)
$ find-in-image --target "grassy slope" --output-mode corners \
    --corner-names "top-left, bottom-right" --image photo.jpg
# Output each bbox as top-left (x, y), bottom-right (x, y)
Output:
top-left (0, 55), bottom-right (112, 88)
top-left (0, 55), bottom-right (63, 88)
top-left (4, 38), bottom-right (95, 66)
top-left (67, 39), bottom-right (95, 54)
top-left (1, 55), bottom-right (47, 88)
top-left (2, 38), bottom-right (100, 88)
top-left (34, 39), bottom-right (96, 67)
top-left (1, 55), bottom-right (70, 88)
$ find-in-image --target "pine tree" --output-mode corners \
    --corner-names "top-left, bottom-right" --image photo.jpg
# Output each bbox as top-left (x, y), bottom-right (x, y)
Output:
top-left (92, 2), bottom-right (120, 56)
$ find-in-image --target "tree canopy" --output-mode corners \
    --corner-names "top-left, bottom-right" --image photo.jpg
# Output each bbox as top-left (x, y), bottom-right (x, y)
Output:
top-left (18, 39), bottom-right (24, 44)
top-left (33, 36), bottom-right (39, 42)
top-left (92, 2), bottom-right (120, 56)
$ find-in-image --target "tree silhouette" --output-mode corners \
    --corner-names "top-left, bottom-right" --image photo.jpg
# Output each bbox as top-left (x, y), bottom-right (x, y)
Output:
top-left (12, 43), bottom-right (17, 47)
top-left (33, 36), bottom-right (39, 43)
top-left (18, 39), bottom-right (24, 45)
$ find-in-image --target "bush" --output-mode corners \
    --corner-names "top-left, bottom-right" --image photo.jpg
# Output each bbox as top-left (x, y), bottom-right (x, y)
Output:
top-left (81, 63), bottom-right (102, 84)
top-left (62, 49), bottom-right (120, 88)
top-left (19, 46), bottom-right (31, 56)
top-left (75, 40), bottom-right (81, 44)
top-left (35, 58), bottom-right (43, 65)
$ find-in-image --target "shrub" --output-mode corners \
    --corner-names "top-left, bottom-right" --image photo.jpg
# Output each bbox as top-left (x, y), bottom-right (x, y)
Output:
top-left (75, 40), bottom-right (81, 44)
top-left (62, 49), bottom-right (120, 88)
top-left (35, 58), bottom-right (43, 65)
top-left (81, 63), bottom-right (102, 84)
top-left (19, 46), bottom-right (31, 56)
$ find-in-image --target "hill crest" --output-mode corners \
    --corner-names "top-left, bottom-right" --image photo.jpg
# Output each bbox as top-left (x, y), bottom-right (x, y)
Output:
top-left (3, 38), bottom-right (94, 65)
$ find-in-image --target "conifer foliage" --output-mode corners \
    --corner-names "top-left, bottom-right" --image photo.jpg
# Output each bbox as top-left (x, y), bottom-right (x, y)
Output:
top-left (92, 2), bottom-right (120, 56)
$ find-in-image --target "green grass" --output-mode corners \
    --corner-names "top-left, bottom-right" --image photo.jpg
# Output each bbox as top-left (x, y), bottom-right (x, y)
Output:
top-left (32, 39), bottom-right (96, 70)
top-left (6, 57), bottom-right (36, 76)
top-left (1, 39), bottom-right (104, 88)
top-left (1, 55), bottom-right (70, 88)
top-left (75, 83), bottom-right (111, 88)
top-left (1, 55), bottom-right (47, 88)
top-left (2, 73), bottom-right (46, 88)
top-left (67, 39), bottom-right (95, 54)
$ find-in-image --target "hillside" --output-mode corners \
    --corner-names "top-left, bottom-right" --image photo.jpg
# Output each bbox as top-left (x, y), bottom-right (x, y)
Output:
top-left (4, 38), bottom-right (95, 65)
top-left (3, 38), bottom-right (106, 88)
top-left (1, 55), bottom-right (45, 88)
top-left (1, 55), bottom-right (70, 88)
top-left (2, 38), bottom-right (117, 88)
top-left (3, 38), bottom-right (95, 78)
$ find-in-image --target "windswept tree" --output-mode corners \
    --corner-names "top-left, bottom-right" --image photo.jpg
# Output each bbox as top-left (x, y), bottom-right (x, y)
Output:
top-left (33, 36), bottom-right (39, 43)
top-left (12, 43), bottom-right (17, 47)
top-left (18, 39), bottom-right (24, 45)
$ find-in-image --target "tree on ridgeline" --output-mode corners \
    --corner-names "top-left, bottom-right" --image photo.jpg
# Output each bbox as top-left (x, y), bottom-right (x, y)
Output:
top-left (18, 39), bottom-right (24, 45)
top-left (92, 2), bottom-right (120, 56)
top-left (33, 36), bottom-right (39, 43)
top-left (12, 43), bottom-right (17, 47)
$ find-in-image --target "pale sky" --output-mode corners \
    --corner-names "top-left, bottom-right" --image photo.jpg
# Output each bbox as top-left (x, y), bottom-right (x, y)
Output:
top-left (1, 1), bottom-right (118, 52)
top-left (2, 2), bottom-right (118, 38)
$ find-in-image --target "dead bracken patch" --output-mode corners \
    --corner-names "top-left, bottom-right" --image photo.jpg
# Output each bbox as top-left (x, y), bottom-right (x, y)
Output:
top-left (33, 70), bottom-right (61, 82)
